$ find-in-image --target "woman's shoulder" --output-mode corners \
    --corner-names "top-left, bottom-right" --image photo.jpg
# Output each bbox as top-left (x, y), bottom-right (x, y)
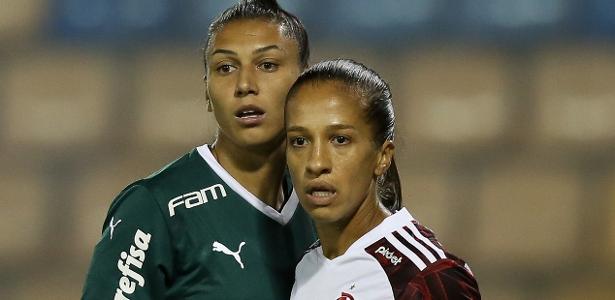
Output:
top-left (362, 209), bottom-right (481, 299)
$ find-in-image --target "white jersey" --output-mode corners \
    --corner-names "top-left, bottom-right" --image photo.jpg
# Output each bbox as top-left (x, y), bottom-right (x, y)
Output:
top-left (291, 208), bottom-right (480, 300)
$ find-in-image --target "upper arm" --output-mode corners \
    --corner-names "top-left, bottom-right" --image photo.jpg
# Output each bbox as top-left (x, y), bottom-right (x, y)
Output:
top-left (398, 259), bottom-right (481, 300)
top-left (82, 185), bottom-right (174, 300)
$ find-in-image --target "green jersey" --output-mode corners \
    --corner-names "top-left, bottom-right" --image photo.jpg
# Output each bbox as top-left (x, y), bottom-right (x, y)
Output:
top-left (82, 145), bottom-right (316, 299)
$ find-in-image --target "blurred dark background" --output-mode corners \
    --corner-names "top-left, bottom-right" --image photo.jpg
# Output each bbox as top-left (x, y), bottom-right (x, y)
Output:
top-left (1, 0), bottom-right (614, 299)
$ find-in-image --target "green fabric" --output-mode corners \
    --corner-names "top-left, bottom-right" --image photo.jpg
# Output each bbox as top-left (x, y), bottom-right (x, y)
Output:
top-left (82, 148), bottom-right (316, 299)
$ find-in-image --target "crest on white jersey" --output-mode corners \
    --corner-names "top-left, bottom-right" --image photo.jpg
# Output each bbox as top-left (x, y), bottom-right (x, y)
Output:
top-left (337, 292), bottom-right (355, 300)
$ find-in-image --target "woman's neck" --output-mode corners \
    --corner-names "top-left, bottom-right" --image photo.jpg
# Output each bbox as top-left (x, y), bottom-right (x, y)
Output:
top-left (211, 136), bottom-right (286, 210)
top-left (317, 190), bottom-right (390, 259)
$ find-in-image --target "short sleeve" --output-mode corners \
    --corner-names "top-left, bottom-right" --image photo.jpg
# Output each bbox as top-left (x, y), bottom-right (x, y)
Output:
top-left (82, 184), bottom-right (174, 300)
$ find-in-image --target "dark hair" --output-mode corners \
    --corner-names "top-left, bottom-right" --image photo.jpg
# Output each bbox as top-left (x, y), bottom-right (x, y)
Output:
top-left (287, 59), bottom-right (402, 213)
top-left (203, 0), bottom-right (309, 70)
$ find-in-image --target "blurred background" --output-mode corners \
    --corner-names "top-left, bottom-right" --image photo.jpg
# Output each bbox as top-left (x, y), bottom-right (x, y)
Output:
top-left (1, 0), bottom-right (614, 299)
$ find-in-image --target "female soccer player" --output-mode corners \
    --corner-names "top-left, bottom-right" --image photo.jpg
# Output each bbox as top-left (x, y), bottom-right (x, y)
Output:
top-left (82, 1), bottom-right (315, 299)
top-left (286, 59), bottom-right (481, 299)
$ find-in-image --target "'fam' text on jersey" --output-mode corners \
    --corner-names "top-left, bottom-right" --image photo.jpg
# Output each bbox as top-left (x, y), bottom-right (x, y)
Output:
top-left (168, 184), bottom-right (227, 217)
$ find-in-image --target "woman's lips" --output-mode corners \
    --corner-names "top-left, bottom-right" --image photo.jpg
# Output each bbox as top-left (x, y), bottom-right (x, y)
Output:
top-left (235, 105), bottom-right (265, 126)
top-left (304, 181), bottom-right (337, 206)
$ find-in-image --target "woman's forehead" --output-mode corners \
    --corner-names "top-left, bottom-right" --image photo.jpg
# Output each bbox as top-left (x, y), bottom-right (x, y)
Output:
top-left (289, 82), bottom-right (364, 117)
top-left (206, 22), bottom-right (301, 66)
top-left (211, 19), bottom-right (289, 49)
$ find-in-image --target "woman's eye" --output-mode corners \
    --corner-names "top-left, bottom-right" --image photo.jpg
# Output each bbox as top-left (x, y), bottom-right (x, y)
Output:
top-left (217, 64), bottom-right (236, 74)
top-left (332, 136), bottom-right (350, 145)
top-left (259, 62), bottom-right (278, 72)
top-left (290, 137), bottom-right (308, 147)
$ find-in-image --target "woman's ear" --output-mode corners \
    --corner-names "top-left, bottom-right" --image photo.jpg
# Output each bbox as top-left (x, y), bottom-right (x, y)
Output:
top-left (206, 98), bottom-right (213, 112)
top-left (203, 75), bottom-right (213, 112)
top-left (374, 140), bottom-right (395, 177)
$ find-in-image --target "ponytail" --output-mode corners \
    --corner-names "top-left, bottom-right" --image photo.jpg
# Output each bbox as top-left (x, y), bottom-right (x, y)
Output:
top-left (378, 157), bottom-right (402, 213)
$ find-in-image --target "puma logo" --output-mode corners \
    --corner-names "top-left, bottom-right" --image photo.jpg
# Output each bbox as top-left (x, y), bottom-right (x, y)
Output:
top-left (212, 241), bottom-right (246, 269)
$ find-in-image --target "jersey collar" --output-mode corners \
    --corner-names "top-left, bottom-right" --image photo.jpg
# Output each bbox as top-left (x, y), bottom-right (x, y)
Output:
top-left (196, 144), bottom-right (299, 225)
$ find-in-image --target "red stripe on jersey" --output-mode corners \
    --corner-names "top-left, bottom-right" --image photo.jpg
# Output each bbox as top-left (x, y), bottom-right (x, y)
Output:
top-left (412, 222), bottom-right (445, 250)
top-left (402, 226), bottom-right (441, 260)
top-left (392, 231), bottom-right (431, 266)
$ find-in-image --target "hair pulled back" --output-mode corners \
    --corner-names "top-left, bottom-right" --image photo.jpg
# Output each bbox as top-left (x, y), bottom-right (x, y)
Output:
top-left (287, 59), bottom-right (402, 213)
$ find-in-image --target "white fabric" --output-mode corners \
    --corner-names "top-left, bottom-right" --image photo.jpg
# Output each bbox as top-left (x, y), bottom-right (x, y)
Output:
top-left (291, 208), bottom-right (425, 300)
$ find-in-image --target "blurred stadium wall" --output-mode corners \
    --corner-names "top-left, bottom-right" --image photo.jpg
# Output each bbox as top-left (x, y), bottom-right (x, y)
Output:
top-left (1, 0), bottom-right (614, 299)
